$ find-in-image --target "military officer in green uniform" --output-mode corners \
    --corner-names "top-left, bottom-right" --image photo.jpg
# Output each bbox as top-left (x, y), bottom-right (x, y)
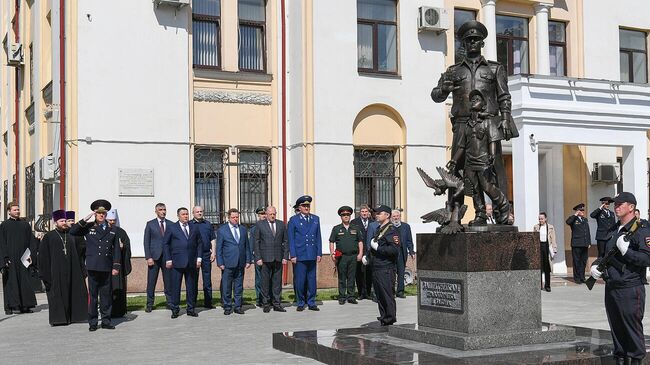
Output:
top-left (329, 206), bottom-right (363, 305)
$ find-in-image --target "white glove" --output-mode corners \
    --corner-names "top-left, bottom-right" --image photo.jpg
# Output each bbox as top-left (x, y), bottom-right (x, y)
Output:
top-left (616, 235), bottom-right (630, 256)
top-left (590, 265), bottom-right (602, 279)
top-left (370, 239), bottom-right (379, 251)
top-left (361, 255), bottom-right (368, 266)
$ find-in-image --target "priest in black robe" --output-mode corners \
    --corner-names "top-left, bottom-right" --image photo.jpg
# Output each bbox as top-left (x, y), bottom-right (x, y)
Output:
top-left (38, 210), bottom-right (88, 325)
top-left (107, 209), bottom-right (131, 317)
top-left (0, 202), bottom-right (38, 314)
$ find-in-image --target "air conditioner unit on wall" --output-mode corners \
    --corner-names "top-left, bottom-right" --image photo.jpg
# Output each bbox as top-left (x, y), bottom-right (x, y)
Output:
top-left (153, 0), bottom-right (190, 8)
top-left (592, 162), bottom-right (620, 184)
top-left (418, 6), bottom-right (449, 33)
top-left (39, 155), bottom-right (56, 182)
top-left (8, 43), bottom-right (23, 67)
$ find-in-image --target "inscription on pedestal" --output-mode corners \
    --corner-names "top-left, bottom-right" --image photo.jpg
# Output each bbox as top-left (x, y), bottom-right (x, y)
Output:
top-left (420, 278), bottom-right (463, 313)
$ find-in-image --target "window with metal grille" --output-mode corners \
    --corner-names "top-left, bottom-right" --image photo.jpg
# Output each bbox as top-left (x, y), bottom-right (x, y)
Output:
top-left (194, 147), bottom-right (226, 224)
top-left (238, 0), bottom-right (266, 72)
top-left (354, 149), bottom-right (400, 210)
top-left (357, 0), bottom-right (398, 74)
top-left (620, 28), bottom-right (647, 83)
top-left (238, 150), bottom-right (270, 225)
top-left (193, 0), bottom-right (221, 68)
top-left (25, 163), bottom-right (35, 224)
top-left (454, 9), bottom-right (476, 63)
top-left (496, 15), bottom-right (529, 75)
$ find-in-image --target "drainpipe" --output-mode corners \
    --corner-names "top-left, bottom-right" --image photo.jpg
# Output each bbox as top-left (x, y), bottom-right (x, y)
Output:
top-left (13, 0), bottom-right (20, 201)
top-left (281, 0), bottom-right (288, 285)
top-left (58, 0), bottom-right (66, 208)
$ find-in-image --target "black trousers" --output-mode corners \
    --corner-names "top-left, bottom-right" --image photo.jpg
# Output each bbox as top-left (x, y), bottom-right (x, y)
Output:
top-left (88, 270), bottom-right (112, 326)
top-left (396, 250), bottom-right (407, 295)
top-left (146, 255), bottom-right (171, 307)
top-left (597, 240), bottom-right (608, 258)
top-left (199, 253), bottom-right (212, 307)
top-left (540, 242), bottom-right (551, 289)
top-left (355, 261), bottom-right (366, 298)
top-left (365, 264), bottom-right (374, 297)
top-left (260, 261), bottom-right (283, 307)
top-left (571, 246), bottom-right (588, 282)
top-left (605, 285), bottom-right (646, 360)
top-left (373, 266), bottom-right (396, 325)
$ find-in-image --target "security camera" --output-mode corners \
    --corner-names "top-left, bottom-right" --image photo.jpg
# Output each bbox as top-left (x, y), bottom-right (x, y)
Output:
top-left (529, 133), bottom-right (534, 139)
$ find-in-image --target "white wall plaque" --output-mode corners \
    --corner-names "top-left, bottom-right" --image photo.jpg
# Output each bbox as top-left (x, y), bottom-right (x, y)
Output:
top-left (119, 168), bottom-right (154, 196)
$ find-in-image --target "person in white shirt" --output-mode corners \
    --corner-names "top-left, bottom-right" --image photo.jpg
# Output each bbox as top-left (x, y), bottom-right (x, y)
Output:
top-left (533, 212), bottom-right (557, 292)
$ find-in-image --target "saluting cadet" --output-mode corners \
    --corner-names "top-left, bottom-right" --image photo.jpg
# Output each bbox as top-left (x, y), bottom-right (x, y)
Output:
top-left (70, 199), bottom-right (121, 331)
top-left (566, 203), bottom-right (591, 284)
top-left (288, 195), bottom-right (322, 311)
top-left (329, 206), bottom-right (363, 305)
top-left (590, 192), bottom-right (650, 365)
top-left (364, 205), bottom-right (400, 326)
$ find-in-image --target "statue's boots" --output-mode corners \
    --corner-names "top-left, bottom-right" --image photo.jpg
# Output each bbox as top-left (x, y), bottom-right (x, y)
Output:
top-left (468, 213), bottom-right (488, 226)
top-left (494, 198), bottom-right (511, 225)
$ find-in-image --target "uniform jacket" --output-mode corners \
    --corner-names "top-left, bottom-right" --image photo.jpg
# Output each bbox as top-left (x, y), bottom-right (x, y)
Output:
top-left (253, 219), bottom-right (289, 263)
top-left (365, 221), bottom-right (380, 256)
top-left (594, 219), bottom-right (650, 288)
top-left (70, 220), bottom-right (121, 272)
top-left (143, 218), bottom-right (174, 260)
top-left (287, 214), bottom-right (322, 261)
top-left (370, 222), bottom-right (400, 269)
top-left (589, 208), bottom-right (616, 241)
top-left (216, 223), bottom-right (252, 269)
top-left (533, 223), bottom-right (558, 262)
top-left (565, 215), bottom-right (592, 247)
top-left (162, 221), bottom-right (203, 269)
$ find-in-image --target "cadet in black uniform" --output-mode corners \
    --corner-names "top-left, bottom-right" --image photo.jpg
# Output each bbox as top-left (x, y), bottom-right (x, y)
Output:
top-left (70, 199), bottom-right (121, 331)
top-left (566, 203), bottom-right (591, 283)
top-left (590, 192), bottom-right (650, 365)
top-left (590, 197), bottom-right (616, 257)
top-left (329, 206), bottom-right (363, 305)
top-left (363, 205), bottom-right (400, 326)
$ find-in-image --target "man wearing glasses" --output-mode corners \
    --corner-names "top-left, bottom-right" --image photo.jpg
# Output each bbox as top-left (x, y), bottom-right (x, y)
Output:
top-left (566, 203), bottom-right (592, 284)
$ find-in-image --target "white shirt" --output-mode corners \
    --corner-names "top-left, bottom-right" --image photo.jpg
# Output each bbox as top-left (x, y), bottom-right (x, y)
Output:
top-left (268, 220), bottom-right (276, 233)
top-left (539, 224), bottom-right (548, 242)
top-left (229, 223), bottom-right (240, 241)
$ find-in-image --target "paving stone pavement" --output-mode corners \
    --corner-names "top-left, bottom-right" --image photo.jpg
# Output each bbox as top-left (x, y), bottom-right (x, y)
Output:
top-left (1, 282), bottom-right (649, 364)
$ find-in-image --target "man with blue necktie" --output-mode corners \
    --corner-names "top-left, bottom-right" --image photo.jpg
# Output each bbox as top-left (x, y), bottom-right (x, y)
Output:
top-left (163, 207), bottom-right (203, 318)
top-left (217, 208), bottom-right (252, 315)
top-left (288, 195), bottom-right (322, 311)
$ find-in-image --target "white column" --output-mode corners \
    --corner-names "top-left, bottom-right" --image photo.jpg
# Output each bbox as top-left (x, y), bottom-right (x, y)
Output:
top-left (622, 136), bottom-right (649, 217)
top-left (512, 124), bottom-right (540, 232)
top-left (534, 3), bottom-right (552, 75)
top-left (481, 0), bottom-right (497, 61)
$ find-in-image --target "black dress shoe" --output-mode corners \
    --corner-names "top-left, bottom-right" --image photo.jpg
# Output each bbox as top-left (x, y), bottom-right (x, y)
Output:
top-left (544, 287), bottom-right (551, 292)
top-left (396, 293), bottom-right (406, 299)
top-left (5, 310), bottom-right (13, 315)
top-left (187, 311), bottom-right (198, 317)
top-left (145, 306), bottom-right (153, 313)
top-left (171, 311), bottom-right (179, 319)
top-left (263, 306), bottom-right (271, 313)
top-left (347, 298), bottom-right (358, 304)
top-left (224, 309), bottom-right (232, 315)
top-left (338, 300), bottom-right (346, 305)
top-left (308, 306), bottom-right (320, 311)
top-left (234, 308), bottom-right (245, 314)
top-left (273, 306), bottom-right (286, 312)
top-left (204, 304), bottom-right (215, 309)
top-left (89, 325), bottom-right (98, 332)
top-left (256, 302), bottom-right (263, 308)
top-left (20, 308), bottom-right (33, 313)
top-left (296, 306), bottom-right (305, 312)
top-left (101, 323), bottom-right (115, 330)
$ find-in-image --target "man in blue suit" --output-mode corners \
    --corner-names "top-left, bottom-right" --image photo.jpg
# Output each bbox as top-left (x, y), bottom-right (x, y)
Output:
top-left (143, 203), bottom-right (174, 312)
top-left (288, 195), bottom-right (322, 311)
top-left (390, 210), bottom-right (414, 298)
top-left (217, 208), bottom-right (252, 315)
top-left (364, 215), bottom-right (380, 301)
top-left (190, 206), bottom-right (216, 309)
top-left (163, 207), bottom-right (204, 318)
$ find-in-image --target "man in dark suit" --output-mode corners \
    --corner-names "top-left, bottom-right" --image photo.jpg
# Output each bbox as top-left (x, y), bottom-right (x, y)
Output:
top-left (350, 204), bottom-right (371, 300)
top-left (390, 210), bottom-right (414, 298)
top-left (566, 203), bottom-right (591, 284)
top-left (253, 206), bottom-right (289, 313)
top-left (163, 207), bottom-right (203, 318)
top-left (190, 206), bottom-right (216, 309)
top-left (590, 197), bottom-right (616, 257)
top-left (217, 208), bottom-right (252, 315)
top-left (249, 206), bottom-right (267, 307)
top-left (143, 203), bottom-right (174, 312)
top-left (70, 199), bottom-right (121, 331)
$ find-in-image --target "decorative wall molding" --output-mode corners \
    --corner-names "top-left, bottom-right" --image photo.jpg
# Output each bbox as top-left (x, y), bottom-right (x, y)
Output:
top-left (194, 89), bottom-right (272, 105)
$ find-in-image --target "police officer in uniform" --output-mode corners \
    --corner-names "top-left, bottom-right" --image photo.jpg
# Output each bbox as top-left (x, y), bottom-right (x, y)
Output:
top-left (590, 197), bottom-right (616, 257)
top-left (589, 192), bottom-right (650, 365)
top-left (70, 199), bottom-right (121, 331)
top-left (288, 195), bottom-right (322, 311)
top-left (431, 20), bottom-right (517, 225)
top-left (329, 206), bottom-right (363, 305)
top-left (566, 203), bottom-right (591, 283)
top-left (363, 205), bottom-right (400, 326)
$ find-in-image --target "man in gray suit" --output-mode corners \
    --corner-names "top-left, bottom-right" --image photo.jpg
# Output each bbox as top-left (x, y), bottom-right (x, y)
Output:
top-left (253, 206), bottom-right (289, 313)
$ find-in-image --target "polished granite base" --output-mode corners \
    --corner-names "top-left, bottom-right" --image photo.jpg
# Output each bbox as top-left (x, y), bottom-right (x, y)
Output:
top-left (388, 323), bottom-right (575, 351)
top-left (273, 324), bottom-right (650, 364)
